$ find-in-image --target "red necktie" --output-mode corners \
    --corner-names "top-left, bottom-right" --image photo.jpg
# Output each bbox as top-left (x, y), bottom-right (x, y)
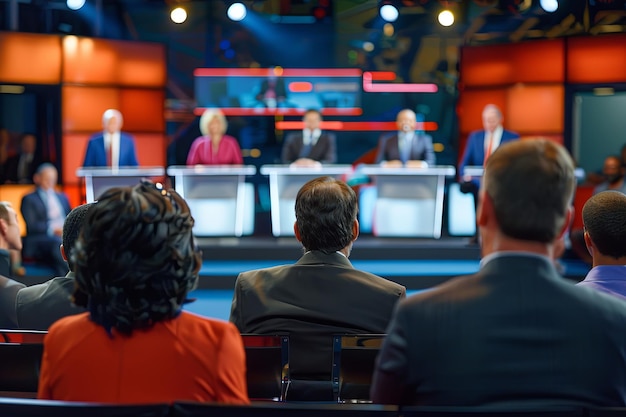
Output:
top-left (483, 132), bottom-right (493, 166)
top-left (106, 135), bottom-right (113, 166)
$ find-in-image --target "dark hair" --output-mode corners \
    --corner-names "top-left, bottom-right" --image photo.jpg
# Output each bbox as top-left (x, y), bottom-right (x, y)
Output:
top-left (72, 181), bottom-right (202, 335)
top-left (62, 203), bottom-right (94, 272)
top-left (583, 190), bottom-right (626, 259)
top-left (484, 139), bottom-right (575, 243)
top-left (294, 176), bottom-right (357, 253)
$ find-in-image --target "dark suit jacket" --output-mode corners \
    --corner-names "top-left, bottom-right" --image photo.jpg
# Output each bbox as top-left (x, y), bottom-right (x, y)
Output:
top-left (16, 273), bottom-right (86, 330)
top-left (82, 132), bottom-right (139, 167)
top-left (2, 153), bottom-right (42, 183)
top-left (375, 132), bottom-right (436, 166)
top-left (230, 251), bottom-right (405, 398)
top-left (20, 189), bottom-right (71, 258)
top-left (281, 132), bottom-right (337, 164)
top-left (459, 129), bottom-right (519, 179)
top-left (371, 254), bottom-right (626, 407)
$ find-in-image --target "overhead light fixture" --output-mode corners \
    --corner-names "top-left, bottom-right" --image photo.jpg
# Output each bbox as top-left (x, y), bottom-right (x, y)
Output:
top-left (540, 0), bottom-right (558, 12)
top-left (227, 3), bottom-right (247, 22)
top-left (438, 10), bottom-right (454, 26)
top-left (170, 6), bottom-right (188, 24)
top-left (380, 4), bottom-right (399, 22)
top-left (66, 0), bottom-right (85, 11)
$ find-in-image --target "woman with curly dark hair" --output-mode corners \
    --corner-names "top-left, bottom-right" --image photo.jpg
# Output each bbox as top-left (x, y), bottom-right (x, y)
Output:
top-left (37, 181), bottom-right (249, 405)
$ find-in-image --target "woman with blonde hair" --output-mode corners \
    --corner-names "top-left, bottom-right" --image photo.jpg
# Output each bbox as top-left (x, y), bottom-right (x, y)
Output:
top-left (186, 108), bottom-right (243, 165)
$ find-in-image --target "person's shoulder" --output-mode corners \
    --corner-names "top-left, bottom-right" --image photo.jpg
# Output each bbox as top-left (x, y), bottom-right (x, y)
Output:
top-left (348, 268), bottom-right (406, 295)
top-left (47, 312), bottom-right (92, 336)
top-left (176, 311), bottom-right (241, 340)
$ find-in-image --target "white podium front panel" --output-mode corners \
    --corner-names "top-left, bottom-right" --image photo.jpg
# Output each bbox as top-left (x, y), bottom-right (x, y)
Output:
top-left (260, 165), bottom-right (353, 237)
top-left (167, 165), bottom-right (256, 237)
top-left (359, 165), bottom-right (455, 238)
top-left (76, 167), bottom-right (165, 203)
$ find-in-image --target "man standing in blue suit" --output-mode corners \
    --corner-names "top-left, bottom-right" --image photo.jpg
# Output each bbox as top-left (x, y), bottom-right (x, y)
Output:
top-left (459, 104), bottom-right (519, 191)
top-left (82, 109), bottom-right (139, 168)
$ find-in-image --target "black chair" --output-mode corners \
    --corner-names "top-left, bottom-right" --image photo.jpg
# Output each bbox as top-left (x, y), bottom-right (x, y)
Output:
top-left (399, 406), bottom-right (585, 417)
top-left (0, 397), bottom-right (170, 417)
top-left (331, 334), bottom-right (385, 403)
top-left (587, 407), bottom-right (626, 417)
top-left (172, 400), bottom-right (398, 417)
top-left (0, 330), bottom-right (47, 396)
top-left (241, 334), bottom-right (289, 402)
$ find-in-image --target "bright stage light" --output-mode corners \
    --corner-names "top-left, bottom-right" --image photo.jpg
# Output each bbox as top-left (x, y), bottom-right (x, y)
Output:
top-left (438, 10), bottom-right (454, 27)
top-left (380, 4), bottom-right (399, 22)
top-left (171, 7), bottom-right (188, 24)
top-left (540, 0), bottom-right (558, 12)
top-left (228, 3), bottom-right (247, 22)
top-left (66, 0), bottom-right (85, 10)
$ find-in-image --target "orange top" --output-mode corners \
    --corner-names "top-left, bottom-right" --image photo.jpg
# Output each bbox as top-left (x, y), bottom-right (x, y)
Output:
top-left (38, 311), bottom-right (249, 405)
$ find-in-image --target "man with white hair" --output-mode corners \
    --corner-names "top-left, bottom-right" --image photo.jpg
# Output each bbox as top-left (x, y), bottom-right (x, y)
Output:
top-left (82, 109), bottom-right (139, 168)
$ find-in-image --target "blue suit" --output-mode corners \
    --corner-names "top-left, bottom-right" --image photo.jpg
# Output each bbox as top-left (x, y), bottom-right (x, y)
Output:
top-left (21, 189), bottom-right (72, 276)
top-left (375, 132), bottom-right (436, 166)
top-left (82, 133), bottom-right (139, 167)
top-left (459, 128), bottom-right (519, 180)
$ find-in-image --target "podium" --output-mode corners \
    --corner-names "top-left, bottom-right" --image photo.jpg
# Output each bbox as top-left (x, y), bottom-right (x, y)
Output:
top-left (359, 165), bottom-right (456, 238)
top-left (260, 165), bottom-right (353, 237)
top-left (167, 165), bottom-right (256, 237)
top-left (76, 166), bottom-right (165, 203)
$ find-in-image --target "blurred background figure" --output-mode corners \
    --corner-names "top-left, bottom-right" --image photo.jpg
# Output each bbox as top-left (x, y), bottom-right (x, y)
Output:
top-left (255, 73), bottom-right (287, 109)
top-left (375, 109), bottom-right (435, 168)
top-left (82, 109), bottom-right (139, 168)
top-left (38, 181), bottom-right (249, 405)
top-left (21, 163), bottom-right (71, 277)
top-left (187, 108), bottom-right (243, 165)
top-left (2, 133), bottom-right (41, 184)
top-left (281, 109), bottom-right (336, 167)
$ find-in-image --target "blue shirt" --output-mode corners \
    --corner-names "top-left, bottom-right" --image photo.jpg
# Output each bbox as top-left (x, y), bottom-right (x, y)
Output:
top-left (577, 265), bottom-right (626, 300)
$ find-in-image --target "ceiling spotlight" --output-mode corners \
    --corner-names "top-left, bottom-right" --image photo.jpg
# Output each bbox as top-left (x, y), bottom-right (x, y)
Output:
top-left (228, 3), bottom-right (247, 22)
top-left (540, 0), bottom-right (558, 12)
top-left (438, 10), bottom-right (454, 27)
top-left (380, 4), bottom-right (399, 22)
top-left (66, 0), bottom-right (85, 10)
top-left (170, 7), bottom-right (187, 24)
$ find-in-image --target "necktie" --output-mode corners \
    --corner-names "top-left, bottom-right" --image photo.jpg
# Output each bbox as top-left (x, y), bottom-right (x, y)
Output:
top-left (106, 135), bottom-right (113, 166)
top-left (300, 132), bottom-right (312, 158)
top-left (483, 132), bottom-right (493, 166)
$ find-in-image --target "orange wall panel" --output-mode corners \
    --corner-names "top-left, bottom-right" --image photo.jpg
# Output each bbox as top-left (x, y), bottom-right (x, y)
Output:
top-left (62, 86), bottom-right (120, 132)
top-left (63, 37), bottom-right (165, 87)
top-left (461, 39), bottom-right (564, 87)
top-left (567, 35), bottom-right (626, 83)
top-left (135, 133), bottom-right (167, 167)
top-left (506, 84), bottom-right (564, 134)
top-left (0, 33), bottom-right (62, 84)
top-left (62, 133), bottom-right (91, 185)
top-left (119, 89), bottom-right (165, 132)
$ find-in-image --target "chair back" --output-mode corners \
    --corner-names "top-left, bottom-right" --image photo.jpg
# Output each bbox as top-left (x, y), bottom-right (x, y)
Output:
top-left (173, 401), bottom-right (397, 417)
top-left (241, 334), bottom-right (289, 402)
top-left (0, 397), bottom-right (170, 417)
top-left (399, 406), bottom-right (585, 417)
top-left (0, 329), bottom-right (46, 395)
top-left (332, 334), bottom-right (385, 403)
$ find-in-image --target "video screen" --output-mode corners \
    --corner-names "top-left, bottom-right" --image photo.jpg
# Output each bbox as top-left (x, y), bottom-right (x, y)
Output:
top-left (194, 68), bottom-right (363, 116)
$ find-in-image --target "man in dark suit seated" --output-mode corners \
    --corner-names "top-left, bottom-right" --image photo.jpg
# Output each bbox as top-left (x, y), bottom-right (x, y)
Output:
top-left (16, 203), bottom-right (93, 329)
top-left (21, 163), bottom-right (71, 277)
top-left (371, 139), bottom-right (626, 407)
top-left (230, 176), bottom-right (405, 401)
top-left (2, 133), bottom-right (41, 184)
top-left (281, 109), bottom-right (337, 167)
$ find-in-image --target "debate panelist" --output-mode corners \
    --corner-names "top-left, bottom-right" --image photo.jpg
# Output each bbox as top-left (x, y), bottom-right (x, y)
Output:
top-left (82, 109), bottom-right (139, 168)
top-left (187, 109), bottom-right (243, 165)
top-left (375, 109), bottom-right (435, 168)
top-left (281, 108), bottom-right (337, 167)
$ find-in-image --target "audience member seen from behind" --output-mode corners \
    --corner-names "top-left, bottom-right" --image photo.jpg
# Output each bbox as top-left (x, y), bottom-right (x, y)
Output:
top-left (21, 163), bottom-right (71, 277)
top-left (281, 109), bottom-right (337, 167)
top-left (83, 109), bottom-right (139, 168)
top-left (577, 190), bottom-right (626, 299)
top-left (230, 176), bottom-right (405, 401)
top-left (571, 155), bottom-right (626, 265)
top-left (0, 201), bottom-right (25, 328)
top-left (37, 181), bottom-right (249, 405)
top-left (186, 108), bottom-right (243, 166)
top-left (15, 203), bottom-right (93, 330)
top-left (375, 109), bottom-right (435, 168)
top-left (2, 133), bottom-right (41, 184)
top-left (371, 139), bottom-right (626, 407)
